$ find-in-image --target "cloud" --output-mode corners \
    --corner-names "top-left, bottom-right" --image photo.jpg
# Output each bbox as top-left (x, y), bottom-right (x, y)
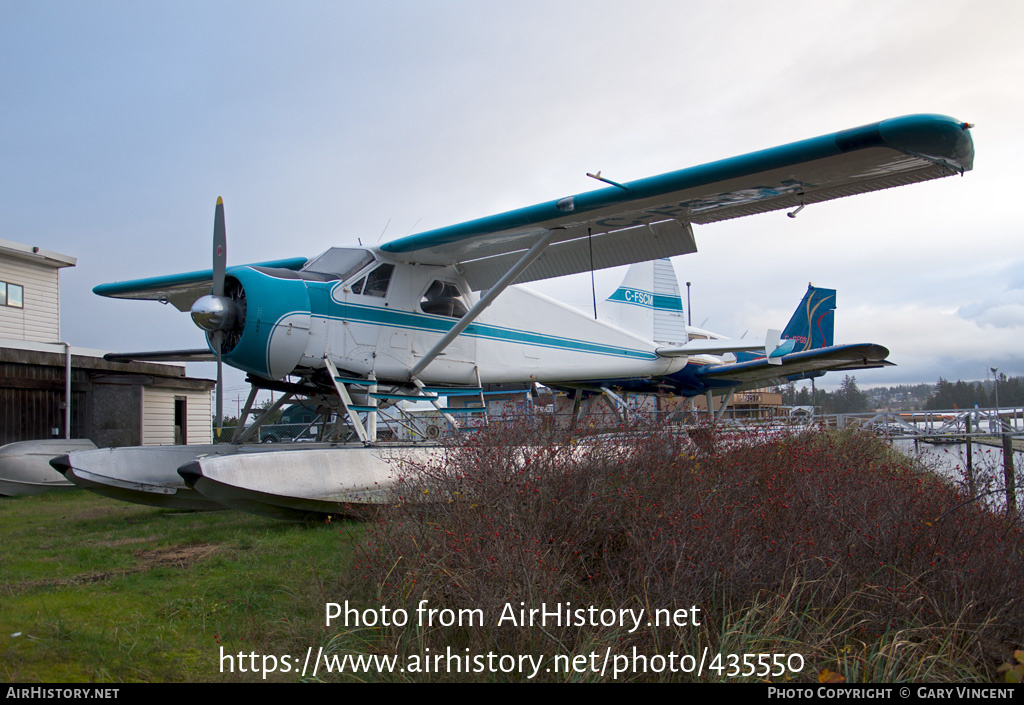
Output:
top-left (957, 289), bottom-right (1024, 329)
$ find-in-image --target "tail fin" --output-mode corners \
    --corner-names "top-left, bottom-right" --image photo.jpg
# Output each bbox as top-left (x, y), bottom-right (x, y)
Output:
top-left (781, 284), bottom-right (836, 352)
top-left (598, 259), bottom-right (687, 345)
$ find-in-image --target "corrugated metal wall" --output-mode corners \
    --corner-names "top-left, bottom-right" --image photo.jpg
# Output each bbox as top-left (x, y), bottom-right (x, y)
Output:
top-left (0, 360), bottom-right (89, 444)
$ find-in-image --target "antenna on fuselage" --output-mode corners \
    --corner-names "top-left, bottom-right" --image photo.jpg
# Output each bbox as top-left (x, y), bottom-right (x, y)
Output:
top-left (377, 217), bottom-right (392, 244)
top-left (586, 171), bottom-right (630, 191)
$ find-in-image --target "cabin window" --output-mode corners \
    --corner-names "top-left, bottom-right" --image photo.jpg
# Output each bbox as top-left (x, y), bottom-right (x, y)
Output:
top-left (420, 280), bottom-right (469, 318)
top-left (0, 281), bottom-right (23, 308)
top-left (350, 264), bottom-right (394, 298)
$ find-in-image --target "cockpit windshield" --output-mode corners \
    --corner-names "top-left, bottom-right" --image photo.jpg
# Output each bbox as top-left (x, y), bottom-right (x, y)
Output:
top-left (302, 248), bottom-right (375, 281)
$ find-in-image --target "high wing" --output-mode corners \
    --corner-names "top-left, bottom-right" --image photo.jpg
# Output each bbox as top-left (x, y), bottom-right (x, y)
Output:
top-left (93, 257), bottom-right (308, 311)
top-left (691, 343), bottom-right (893, 392)
top-left (379, 114), bottom-right (973, 291)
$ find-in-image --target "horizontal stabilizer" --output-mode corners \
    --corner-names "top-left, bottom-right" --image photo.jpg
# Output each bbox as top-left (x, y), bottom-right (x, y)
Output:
top-left (103, 349), bottom-right (216, 363)
top-left (657, 339), bottom-right (767, 357)
top-left (698, 343), bottom-right (893, 386)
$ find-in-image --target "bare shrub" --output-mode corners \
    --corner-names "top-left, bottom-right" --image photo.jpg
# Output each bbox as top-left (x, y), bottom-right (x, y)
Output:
top-left (346, 422), bottom-right (1023, 681)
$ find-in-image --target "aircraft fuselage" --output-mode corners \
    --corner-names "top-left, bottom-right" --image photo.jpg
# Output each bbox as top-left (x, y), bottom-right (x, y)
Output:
top-left (216, 249), bottom-right (686, 387)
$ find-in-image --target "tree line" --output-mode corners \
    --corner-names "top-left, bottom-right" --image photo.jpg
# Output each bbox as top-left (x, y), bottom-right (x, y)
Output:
top-left (924, 374), bottom-right (1024, 410)
top-left (781, 375), bottom-right (872, 413)
top-left (781, 373), bottom-right (1024, 412)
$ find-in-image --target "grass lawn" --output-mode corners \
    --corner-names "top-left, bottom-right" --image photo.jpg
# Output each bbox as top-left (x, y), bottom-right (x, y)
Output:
top-left (1, 490), bottom-right (362, 682)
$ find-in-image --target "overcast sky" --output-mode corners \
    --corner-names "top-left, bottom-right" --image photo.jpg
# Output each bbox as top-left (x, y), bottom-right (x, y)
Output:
top-left (2, 0), bottom-right (1021, 400)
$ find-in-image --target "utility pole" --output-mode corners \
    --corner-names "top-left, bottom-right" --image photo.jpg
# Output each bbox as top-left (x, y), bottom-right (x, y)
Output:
top-left (686, 281), bottom-right (692, 326)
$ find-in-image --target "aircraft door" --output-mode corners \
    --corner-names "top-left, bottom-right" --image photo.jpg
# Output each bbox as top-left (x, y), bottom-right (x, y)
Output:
top-left (413, 279), bottom-right (476, 368)
top-left (327, 263), bottom-right (395, 373)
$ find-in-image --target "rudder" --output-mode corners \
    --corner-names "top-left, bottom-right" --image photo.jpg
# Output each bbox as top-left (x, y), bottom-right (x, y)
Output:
top-left (781, 284), bottom-right (836, 352)
top-left (598, 259), bottom-right (687, 345)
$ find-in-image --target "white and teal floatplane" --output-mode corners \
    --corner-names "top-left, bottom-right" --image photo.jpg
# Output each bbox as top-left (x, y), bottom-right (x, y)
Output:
top-left (55, 114), bottom-right (974, 520)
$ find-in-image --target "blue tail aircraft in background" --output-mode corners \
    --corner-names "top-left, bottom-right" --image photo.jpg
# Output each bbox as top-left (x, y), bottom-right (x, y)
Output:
top-left (95, 114), bottom-right (971, 444)
top-left (567, 258), bottom-right (891, 413)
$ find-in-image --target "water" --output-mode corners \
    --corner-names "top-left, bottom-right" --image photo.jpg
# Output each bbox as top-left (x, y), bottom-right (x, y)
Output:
top-left (892, 438), bottom-right (1023, 513)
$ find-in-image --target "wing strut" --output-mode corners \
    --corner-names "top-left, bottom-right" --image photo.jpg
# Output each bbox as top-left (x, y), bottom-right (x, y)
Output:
top-left (410, 229), bottom-right (561, 379)
top-left (231, 391), bottom-right (294, 444)
top-left (600, 386), bottom-right (630, 424)
top-left (715, 387), bottom-right (737, 421)
top-left (230, 386), bottom-right (260, 443)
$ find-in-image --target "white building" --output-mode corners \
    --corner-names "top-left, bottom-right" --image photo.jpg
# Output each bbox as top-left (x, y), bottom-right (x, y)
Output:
top-left (0, 239), bottom-right (215, 446)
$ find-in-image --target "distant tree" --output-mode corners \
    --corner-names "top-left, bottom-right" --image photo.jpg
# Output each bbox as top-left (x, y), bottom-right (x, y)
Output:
top-left (1002, 375), bottom-right (1024, 406)
top-left (782, 383), bottom-right (796, 405)
top-left (831, 375), bottom-right (869, 413)
top-left (253, 398), bottom-right (284, 425)
top-left (794, 386), bottom-right (812, 406)
top-left (926, 378), bottom-right (955, 410)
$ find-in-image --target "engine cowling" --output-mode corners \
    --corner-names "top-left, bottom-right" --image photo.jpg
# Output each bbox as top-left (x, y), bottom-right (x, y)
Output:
top-left (193, 267), bottom-right (312, 380)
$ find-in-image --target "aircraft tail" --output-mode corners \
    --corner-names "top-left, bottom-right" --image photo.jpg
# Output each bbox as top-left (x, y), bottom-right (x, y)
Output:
top-left (781, 284), bottom-right (836, 352)
top-left (598, 259), bottom-right (688, 345)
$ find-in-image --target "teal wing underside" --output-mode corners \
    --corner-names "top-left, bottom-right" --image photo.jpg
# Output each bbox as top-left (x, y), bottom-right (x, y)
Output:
top-left (379, 114), bottom-right (973, 289)
top-left (93, 116), bottom-right (973, 299)
top-left (93, 257), bottom-right (308, 311)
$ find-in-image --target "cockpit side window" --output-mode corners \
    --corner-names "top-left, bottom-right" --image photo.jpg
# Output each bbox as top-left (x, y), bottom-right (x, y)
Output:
top-left (420, 280), bottom-right (469, 318)
top-left (364, 264), bottom-right (394, 297)
top-left (350, 263), bottom-right (394, 298)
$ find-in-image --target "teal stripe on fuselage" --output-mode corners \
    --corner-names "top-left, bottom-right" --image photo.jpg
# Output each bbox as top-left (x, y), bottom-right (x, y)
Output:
top-left (318, 302), bottom-right (658, 361)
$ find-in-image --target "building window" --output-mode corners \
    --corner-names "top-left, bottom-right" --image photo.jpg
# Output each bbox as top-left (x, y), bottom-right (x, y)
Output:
top-left (0, 281), bottom-right (24, 308)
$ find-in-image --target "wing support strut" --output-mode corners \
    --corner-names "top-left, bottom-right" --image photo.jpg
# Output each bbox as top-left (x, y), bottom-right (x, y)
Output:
top-left (715, 388), bottom-right (737, 421)
top-left (600, 386), bottom-right (629, 424)
top-left (232, 391), bottom-right (294, 444)
top-left (230, 386), bottom-right (259, 443)
top-left (410, 228), bottom-right (561, 378)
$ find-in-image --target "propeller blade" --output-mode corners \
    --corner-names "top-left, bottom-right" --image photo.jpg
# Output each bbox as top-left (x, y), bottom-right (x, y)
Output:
top-left (214, 330), bottom-right (224, 439)
top-left (212, 196), bottom-right (226, 439)
top-left (213, 196), bottom-right (226, 298)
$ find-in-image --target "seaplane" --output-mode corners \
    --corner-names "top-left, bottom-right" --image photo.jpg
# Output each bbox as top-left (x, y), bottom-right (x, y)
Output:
top-left (52, 113), bottom-right (973, 520)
